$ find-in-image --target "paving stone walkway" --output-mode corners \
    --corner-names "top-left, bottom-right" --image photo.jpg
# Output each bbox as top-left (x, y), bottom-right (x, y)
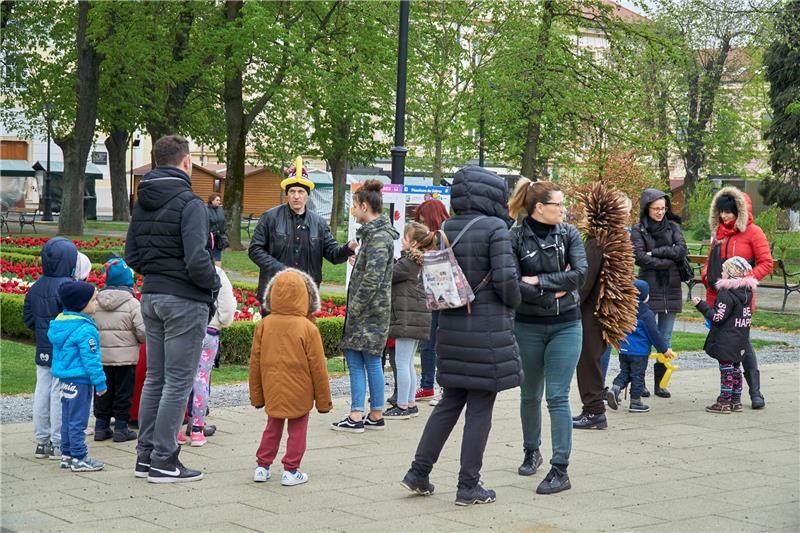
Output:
top-left (2, 361), bottom-right (798, 532)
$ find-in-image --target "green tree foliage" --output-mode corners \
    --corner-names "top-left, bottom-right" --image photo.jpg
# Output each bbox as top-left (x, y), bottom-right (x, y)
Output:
top-left (761, 0), bottom-right (800, 209)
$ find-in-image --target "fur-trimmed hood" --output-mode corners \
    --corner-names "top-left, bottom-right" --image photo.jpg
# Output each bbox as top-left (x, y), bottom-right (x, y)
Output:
top-left (709, 186), bottom-right (752, 235)
top-left (715, 275), bottom-right (758, 292)
top-left (261, 268), bottom-right (321, 317)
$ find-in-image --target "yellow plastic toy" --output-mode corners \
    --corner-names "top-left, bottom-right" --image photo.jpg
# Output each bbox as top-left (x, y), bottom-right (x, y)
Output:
top-left (649, 352), bottom-right (679, 389)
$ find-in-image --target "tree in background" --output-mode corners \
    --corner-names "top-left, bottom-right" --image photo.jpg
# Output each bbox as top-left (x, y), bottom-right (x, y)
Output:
top-left (761, 0), bottom-right (800, 210)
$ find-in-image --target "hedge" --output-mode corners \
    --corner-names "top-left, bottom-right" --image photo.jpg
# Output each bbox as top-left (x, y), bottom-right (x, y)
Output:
top-left (0, 293), bottom-right (33, 340)
top-left (1, 246), bottom-right (123, 264)
top-left (0, 291), bottom-right (345, 365)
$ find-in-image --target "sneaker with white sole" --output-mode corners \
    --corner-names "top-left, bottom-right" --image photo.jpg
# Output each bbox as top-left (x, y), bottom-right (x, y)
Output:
top-left (134, 452), bottom-right (151, 478)
top-left (59, 455), bottom-right (72, 469)
top-left (49, 446), bottom-right (62, 460)
top-left (363, 415), bottom-right (385, 430)
top-left (330, 416), bottom-right (365, 433)
top-left (254, 466), bottom-right (271, 482)
top-left (70, 456), bottom-right (104, 472)
top-left (34, 442), bottom-right (52, 459)
top-left (190, 429), bottom-right (206, 447)
top-left (429, 391), bottom-right (442, 407)
top-left (382, 406), bottom-right (411, 419)
top-left (281, 470), bottom-right (308, 486)
top-left (147, 457), bottom-right (203, 483)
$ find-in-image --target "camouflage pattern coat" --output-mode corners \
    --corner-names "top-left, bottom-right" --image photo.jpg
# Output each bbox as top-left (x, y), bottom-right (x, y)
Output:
top-left (341, 216), bottom-right (399, 355)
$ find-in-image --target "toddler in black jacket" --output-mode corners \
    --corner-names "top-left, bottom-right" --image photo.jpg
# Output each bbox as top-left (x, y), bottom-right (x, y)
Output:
top-left (693, 256), bottom-right (757, 414)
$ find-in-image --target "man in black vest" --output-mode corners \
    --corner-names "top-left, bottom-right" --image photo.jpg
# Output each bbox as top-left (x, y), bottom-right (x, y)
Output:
top-left (248, 162), bottom-right (356, 301)
top-left (125, 135), bottom-right (220, 483)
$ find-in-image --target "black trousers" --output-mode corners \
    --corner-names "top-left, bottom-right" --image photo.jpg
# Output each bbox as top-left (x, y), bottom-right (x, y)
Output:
top-left (410, 387), bottom-right (497, 489)
top-left (94, 365), bottom-right (136, 423)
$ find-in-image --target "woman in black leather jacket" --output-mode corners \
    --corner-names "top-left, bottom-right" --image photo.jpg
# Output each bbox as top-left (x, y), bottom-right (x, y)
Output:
top-left (207, 193), bottom-right (228, 266)
top-left (508, 179), bottom-right (587, 495)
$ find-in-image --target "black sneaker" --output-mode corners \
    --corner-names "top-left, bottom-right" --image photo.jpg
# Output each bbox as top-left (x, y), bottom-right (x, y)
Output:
top-left (330, 416), bottom-right (365, 433)
top-left (606, 385), bottom-right (621, 411)
top-left (400, 470), bottom-right (434, 495)
top-left (407, 406), bottom-right (419, 418)
top-left (518, 448), bottom-right (543, 476)
top-left (536, 466), bottom-right (571, 494)
top-left (654, 387), bottom-right (671, 398)
top-left (147, 457), bottom-right (203, 483)
top-left (383, 406), bottom-right (411, 420)
top-left (364, 415), bottom-right (385, 430)
top-left (571, 410), bottom-right (585, 422)
top-left (629, 400), bottom-right (650, 413)
top-left (572, 412), bottom-right (608, 430)
top-left (94, 427), bottom-right (113, 441)
top-left (34, 442), bottom-right (52, 459)
top-left (641, 387), bottom-right (651, 398)
top-left (455, 482), bottom-right (496, 506)
top-left (134, 452), bottom-right (151, 478)
top-left (113, 428), bottom-right (137, 442)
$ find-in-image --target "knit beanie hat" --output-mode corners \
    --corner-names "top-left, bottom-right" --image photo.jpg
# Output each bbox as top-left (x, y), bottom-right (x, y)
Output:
top-left (715, 194), bottom-right (739, 218)
top-left (74, 253), bottom-right (92, 281)
top-left (634, 279), bottom-right (650, 302)
top-left (59, 281), bottom-right (96, 312)
top-left (722, 256), bottom-right (752, 279)
top-left (104, 258), bottom-right (134, 287)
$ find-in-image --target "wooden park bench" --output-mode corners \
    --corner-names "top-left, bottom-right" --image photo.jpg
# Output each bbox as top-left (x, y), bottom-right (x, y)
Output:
top-left (685, 254), bottom-right (800, 311)
top-left (242, 213), bottom-right (257, 239)
top-left (6, 207), bottom-right (40, 233)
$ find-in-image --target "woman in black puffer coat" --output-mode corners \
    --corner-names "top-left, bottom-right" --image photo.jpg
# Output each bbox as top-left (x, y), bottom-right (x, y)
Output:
top-left (207, 193), bottom-right (228, 266)
top-left (630, 188), bottom-right (687, 398)
top-left (402, 166), bottom-right (521, 506)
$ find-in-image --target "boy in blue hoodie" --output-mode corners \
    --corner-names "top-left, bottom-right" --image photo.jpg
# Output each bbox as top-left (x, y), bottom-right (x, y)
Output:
top-left (49, 281), bottom-right (108, 472)
top-left (606, 280), bottom-right (674, 413)
top-left (23, 237), bottom-right (78, 460)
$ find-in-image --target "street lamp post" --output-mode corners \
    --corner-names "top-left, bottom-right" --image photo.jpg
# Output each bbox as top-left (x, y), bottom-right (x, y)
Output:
top-left (390, 0), bottom-right (410, 185)
top-left (478, 109), bottom-right (485, 167)
top-left (42, 104), bottom-right (53, 221)
top-left (129, 136), bottom-right (140, 212)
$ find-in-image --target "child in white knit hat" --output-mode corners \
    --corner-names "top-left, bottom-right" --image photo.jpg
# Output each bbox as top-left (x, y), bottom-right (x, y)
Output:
top-left (693, 256), bottom-right (757, 414)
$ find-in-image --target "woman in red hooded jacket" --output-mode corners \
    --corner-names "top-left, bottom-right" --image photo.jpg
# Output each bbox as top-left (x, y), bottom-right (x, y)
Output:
top-left (702, 186), bottom-right (772, 409)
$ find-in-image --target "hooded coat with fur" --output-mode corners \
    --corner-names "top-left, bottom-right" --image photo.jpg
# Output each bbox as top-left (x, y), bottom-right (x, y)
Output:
top-left (695, 276), bottom-right (757, 362)
top-left (249, 269), bottom-right (332, 419)
top-left (702, 186), bottom-right (773, 307)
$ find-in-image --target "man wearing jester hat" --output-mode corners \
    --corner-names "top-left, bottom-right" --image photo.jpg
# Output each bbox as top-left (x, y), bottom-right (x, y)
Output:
top-left (249, 157), bottom-right (357, 301)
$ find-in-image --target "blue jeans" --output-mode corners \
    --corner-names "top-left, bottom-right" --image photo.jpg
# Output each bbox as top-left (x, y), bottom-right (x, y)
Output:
top-left (613, 355), bottom-right (649, 400)
top-left (60, 381), bottom-right (92, 460)
top-left (345, 350), bottom-right (384, 412)
top-left (395, 339), bottom-right (419, 406)
top-left (600, 345), bottom-right (611, 383)
top-left (656, 312), bottom-right (677, 346)
top-left (515, 320), bottom-right (582, 466)
top-left (419, 311), bottom-right (439, 390)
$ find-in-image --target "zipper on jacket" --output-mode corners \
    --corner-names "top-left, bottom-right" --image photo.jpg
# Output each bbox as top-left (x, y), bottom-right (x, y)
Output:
top-left (556, 297), bottom-right (560, 315)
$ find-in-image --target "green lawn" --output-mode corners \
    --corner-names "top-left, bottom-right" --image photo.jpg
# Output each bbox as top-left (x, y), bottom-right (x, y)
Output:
top-left (222, 249), bottom-right (347, 285)
top-left (679, 304), bottom-right (800, 332)
top-left (1, 340), bottom-right (348, 395)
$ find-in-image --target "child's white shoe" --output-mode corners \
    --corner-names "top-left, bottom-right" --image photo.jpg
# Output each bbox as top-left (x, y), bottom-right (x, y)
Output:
top-left (281, 470), bottom-right (308, 486)
top-left (254, 466), bottom-right (270, 482)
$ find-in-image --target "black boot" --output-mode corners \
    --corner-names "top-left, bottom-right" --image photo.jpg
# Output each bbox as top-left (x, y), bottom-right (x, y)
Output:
top-left (572, 412), bottom-right (608, 430)
top-left (94, 419), bottom-right (113, 441)
top-left (654, 363), bottom-right (671, 398)
top-left (536, 465), bottom-right (571, 494)
top-left (518, 448), bottom-right (543, 476)
top-left (744, 369), bottom-right (765, 409)
top-left (113, 420), bottom-right (137, 442)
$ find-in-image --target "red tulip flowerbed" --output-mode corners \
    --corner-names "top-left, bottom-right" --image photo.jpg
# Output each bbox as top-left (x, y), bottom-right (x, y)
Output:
top-left (0, 257), bottom-right (347, 322)
top-left (1, 236), bottom-right (125, 250)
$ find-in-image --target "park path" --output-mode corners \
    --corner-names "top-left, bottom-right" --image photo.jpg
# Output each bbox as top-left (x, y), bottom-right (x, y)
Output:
top-left (2, 362), bottom-right (798, 532)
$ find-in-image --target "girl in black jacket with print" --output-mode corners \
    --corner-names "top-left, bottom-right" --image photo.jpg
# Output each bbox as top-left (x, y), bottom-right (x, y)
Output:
top-left (693, 256), bottom-right (757, 414)
top-left (508, 179), bottom-right (587, 495)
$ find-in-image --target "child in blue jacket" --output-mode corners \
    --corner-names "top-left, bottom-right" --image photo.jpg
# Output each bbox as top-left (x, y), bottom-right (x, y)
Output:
top-left (23, 237), bottom-right (78, 460)
top-left (49, 281), bottom-right (108, 472)
top-left (606, 280), bottom-right (674, 413)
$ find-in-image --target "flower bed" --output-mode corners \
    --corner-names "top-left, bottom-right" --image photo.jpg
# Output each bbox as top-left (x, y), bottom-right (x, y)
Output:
top-left (1, 236), bottom-right (125, 250)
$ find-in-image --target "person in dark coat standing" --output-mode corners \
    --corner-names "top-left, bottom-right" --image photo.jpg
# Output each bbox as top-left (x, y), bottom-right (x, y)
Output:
top-left (508, 178), bottom-right (588, 495)
top-left (206, 193), bottom-right (227, 266)
top-left (631, 188), bottom-right (687, 398)
top-left (401, 166), bottom-right (521, 507)
top-left (693, 256), bottom-right (757, 414)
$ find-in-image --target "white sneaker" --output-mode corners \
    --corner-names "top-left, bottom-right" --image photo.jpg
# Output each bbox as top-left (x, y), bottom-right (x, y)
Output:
top-left (83, 427), bottom-right (94, 436)
top-left (429, 391), bottom-right (442, 406)
top-left (281, 470), bottom-right (308, 486)
top-left (253, 466), bottom-right (271, 482)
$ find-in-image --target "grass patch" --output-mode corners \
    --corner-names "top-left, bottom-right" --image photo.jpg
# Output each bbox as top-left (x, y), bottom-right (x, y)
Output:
top-left (1, 339), bottom-right (348, 395)
top-left (222, 249), bottom-right (347, 285)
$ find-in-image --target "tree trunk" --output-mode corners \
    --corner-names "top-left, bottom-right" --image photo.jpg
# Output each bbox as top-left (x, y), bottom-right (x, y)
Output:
top-left (104, 130), bottom-right (131, 221)
top-left (222, 0), bottom-right (246, 250)
top-left (520, 0), bottom-right (554, 179)
top-left (433, 134), bottom-right (443, 183)
top-left (656, 87), bottom-right (670, 184)
top-left (57, 0), bottom-right (102, 235)
top-left (329, 157), bottom-right (347, 235)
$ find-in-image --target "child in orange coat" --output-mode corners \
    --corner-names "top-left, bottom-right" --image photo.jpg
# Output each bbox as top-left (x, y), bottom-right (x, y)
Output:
top-left (249, 268), bottom-right (332, 486)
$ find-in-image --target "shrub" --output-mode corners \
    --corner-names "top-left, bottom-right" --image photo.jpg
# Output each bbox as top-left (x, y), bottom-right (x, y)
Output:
top-left (0, 246), bottom-right (120, 264)
top-left (0, 293), bottom-right (33, 340)
top-left (684, 179), bottom-right (716, 240)
top-left (218, 316), bottom-right (345, 365)
top-left (230, 280), bottom-right (346, 307)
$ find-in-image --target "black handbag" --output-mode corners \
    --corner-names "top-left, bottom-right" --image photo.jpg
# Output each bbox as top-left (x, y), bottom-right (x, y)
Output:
top-left (678, 256), bottom-right (694, 283)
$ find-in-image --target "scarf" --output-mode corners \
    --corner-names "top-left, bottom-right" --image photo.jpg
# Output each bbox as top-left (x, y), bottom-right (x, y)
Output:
top-left (715, 219), bottom-right (738, 240)
top-left (645, 216), bottom-right (673, 248)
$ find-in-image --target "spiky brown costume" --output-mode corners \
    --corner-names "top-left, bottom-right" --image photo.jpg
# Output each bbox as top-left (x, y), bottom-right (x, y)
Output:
top-left (578, 182), bottom-right (639, 348)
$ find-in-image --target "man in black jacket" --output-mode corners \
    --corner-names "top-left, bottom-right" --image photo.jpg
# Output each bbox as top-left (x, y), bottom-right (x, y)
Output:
top-left (248, 164), bottom-right (355, 300)
top-left (125, 135), bottom-right (220, 483)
